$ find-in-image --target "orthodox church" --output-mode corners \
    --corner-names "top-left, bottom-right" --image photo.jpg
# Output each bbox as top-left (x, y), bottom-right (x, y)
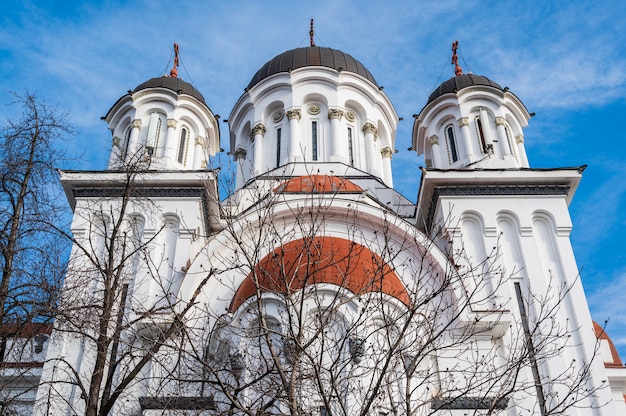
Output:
top-left (4, 25), bottom-right (624, 415)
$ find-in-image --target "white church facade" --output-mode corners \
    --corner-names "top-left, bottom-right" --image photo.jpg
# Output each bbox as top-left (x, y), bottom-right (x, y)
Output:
top-left (2, 36), bottom-right (624, 415)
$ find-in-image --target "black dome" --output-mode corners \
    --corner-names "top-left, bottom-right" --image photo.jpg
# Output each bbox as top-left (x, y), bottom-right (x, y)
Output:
top-left (133, 76), bottom-right (206, 104)
top-left (247, 46), bottom-right (378, 90)
top-left (427, 74), bottom-right (502, 104)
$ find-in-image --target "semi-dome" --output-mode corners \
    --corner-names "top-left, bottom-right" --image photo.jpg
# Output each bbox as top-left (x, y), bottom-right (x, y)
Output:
top-left (133, 76), bottom-right (206, 105)
top-left (246, 46), bottom-right (378, 90)
top-left (427, 73), bottom-right (502, 104)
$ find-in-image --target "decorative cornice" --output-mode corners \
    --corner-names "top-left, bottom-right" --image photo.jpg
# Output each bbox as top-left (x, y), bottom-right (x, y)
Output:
top-left (495, 116), bottom-right (506, 126)
top-left (132, 119), bottom-right (142, 129)
top-left (381, 147), bottom-right (393, 159)
top-left (362, 122), bottom-right (378, 138)
top-left (457, 117), bottom-right (469, 127)
top-left (167, 119), bottom-right (178, 129)
top-left (272, 111), bottom-right (284, 123)
top-left (286, 108), bottom-right (301, 121)
top-left (429, 135), bottom-right (439, 145)
top-left (516, 134), bottom-right (524, 144)
top-left (431, 396), bottom-right (508, 410)
top-left (234, 147), bottom-right (247, 160)
top-left (426, 184), bottom-right (570, 230)
top-left (345, 111), bottom-right (356, 122)
top-left (307, 104), bottom-right (321, 115)
top-left (328, 108), bottom-right (344, 120)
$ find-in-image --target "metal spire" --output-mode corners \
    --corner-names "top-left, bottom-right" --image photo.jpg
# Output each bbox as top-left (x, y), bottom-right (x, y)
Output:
top-left (170, 43), bottom-right (179, 78)
top-left (310, 19), bottom-right (316, 47)
top-left (451, 40), bottom-right (463, 76)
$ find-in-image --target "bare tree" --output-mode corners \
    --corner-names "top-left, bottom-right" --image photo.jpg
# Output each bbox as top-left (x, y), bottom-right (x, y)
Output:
top-left (0, 92), bottom-right (72, 413)
top-left (115, 172), bottom-right (606, 416)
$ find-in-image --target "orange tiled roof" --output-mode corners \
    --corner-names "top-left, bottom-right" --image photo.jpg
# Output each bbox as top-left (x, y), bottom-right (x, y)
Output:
top-left (229, 236), bottom-right (409, 311)
top-left (274, 175), bottom-right (362, 193)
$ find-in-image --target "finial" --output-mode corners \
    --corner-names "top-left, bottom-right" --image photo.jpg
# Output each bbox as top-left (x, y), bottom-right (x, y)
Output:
top-left (451, 40), bottom-right (463, 76)
top-left (170, 43), bottom-right (179, 78)
top-left (310, 18), bottom-right (316, 47)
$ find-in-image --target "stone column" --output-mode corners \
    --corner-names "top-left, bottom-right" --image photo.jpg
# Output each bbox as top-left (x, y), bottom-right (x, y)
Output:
top-left (234, 148), bottom-right (248, 188)
top-left (362, 122), bottom-right (379, 177)
top-left (108, 136), bottom-right (121, 169)
top-left (328, 108), bottom-right (345, 163)
top-left (458, 117), bottom-right (474, 161)
top-left (516, 134), bottom-right (529, 167)
top-left (495, 117), bottom-right (512, 158)
top-left (381, 146), bottom-right (393, 188)
top-left (251, 123), bottom-right (266, 175)
top-left (286, 109), bottom-right (301, 162)
top-left (193, 136), bottom-right (205, 169)
top-left (164, 119), bottom-right (178, 162)
top-left (429, 135), bottom-right (442, 167)
top-left (127, 119), bottom-right (142, 161)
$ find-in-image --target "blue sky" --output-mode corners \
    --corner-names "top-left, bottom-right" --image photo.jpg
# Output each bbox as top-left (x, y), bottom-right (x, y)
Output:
top-left (2, 0), bottom-right (626, 357)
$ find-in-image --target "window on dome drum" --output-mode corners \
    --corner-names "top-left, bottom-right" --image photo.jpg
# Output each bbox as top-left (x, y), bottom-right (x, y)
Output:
top-left (348, 127), bottom-right (354, 166)
top-left (122, 126), bottom-right (132, 160)
top-left (505, 125), bottom-right (517, 159)
top-left (177, 127), bottom-right (188, 164)
top-left (312, 121), bottom-right (318, 161)
top-left (276, 127), bottom-right (281, 168)
top-left (146, 113), bottom-right (162, 156)
top-left (445, 125), bottom-right (458, 162)
top-left (475, 116), bottom-right (488, 153)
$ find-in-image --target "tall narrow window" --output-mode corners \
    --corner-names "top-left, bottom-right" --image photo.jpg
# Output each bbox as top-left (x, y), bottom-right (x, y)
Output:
top-left (146, 113), bottom-right (162, 156)
top-left (312, 121), bottom-right (318, 161)
top-left (347, 127), bottom-right (354, 166)
top-left (476, 117), bottom-right (487, 153)
top-left (122, 127), bottom-right (132, 161)
top-left (505, 126), bottom-right (517, 159)
top-left (276, 127), bottom-right (282, 168)
top-left (177, 127), bottom-right (188, 164)
top-left (446, 125), bottom-right (458, 162)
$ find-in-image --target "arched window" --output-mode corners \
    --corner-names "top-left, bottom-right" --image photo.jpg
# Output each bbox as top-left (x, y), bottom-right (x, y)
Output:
top-left (445, 124), bottom-right (458, 163)
top-left (505, 126), bottom-right (517, 159)
top-left (276, 127), bottom-right (282, 168)
top-left (475, 116), bottom-right (488, 153)
top-left (312, 121), bottom-right (318, 161)
top-left (347, 126), bottom-right (354, 166)
top-left (122, 126), bottom-right (132, 161)
top-left (177, 127), bottom-right (188, 164)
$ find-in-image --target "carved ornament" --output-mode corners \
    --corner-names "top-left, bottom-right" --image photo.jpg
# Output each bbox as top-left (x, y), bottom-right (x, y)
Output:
top-left (286, 108), bottom-right (301, 120)
top-left (234, 148), bottom-right (247, 160)
top-left (345, 111), bottom-right (356, 122)
top-left (457, 117), bottom-right (469, 127)
top-left (328, 108), bottom-right (344, 120)
top-left (516, 134), bottom-right (524, 144)
top-left (132, 119), bottom-right (142, 129)
top-left (112, 137), bottom-right (121, 147)
top-left (167, 119), bottom-right (178, 129)
top-left (272, 111), bottom-right (284, 123)
top-left (381, 147), bottom-right (393, 159)
top-left (362, 122), bottom-right (378, 138)
top-left (495, 117), bottom-right (506, 126)
top-left (307, 104), bottom-right (321, 115)
top-left (195, 136), bottom-right (204, 146)
top-left (429, 135), bottom-right (439, 145)
top-left (250, 123), bottom-right (267, 140)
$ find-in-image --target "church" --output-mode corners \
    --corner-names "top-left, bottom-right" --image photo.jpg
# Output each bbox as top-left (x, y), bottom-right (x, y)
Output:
top-left (5, 29), bottom-right (624, 415)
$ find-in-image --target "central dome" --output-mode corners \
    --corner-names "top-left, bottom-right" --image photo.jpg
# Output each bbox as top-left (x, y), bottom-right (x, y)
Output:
top-left (246, 46), bottom-right (378, 90)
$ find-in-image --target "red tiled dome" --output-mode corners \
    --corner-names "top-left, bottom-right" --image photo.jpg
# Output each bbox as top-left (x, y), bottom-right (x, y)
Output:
top-left (274, 175), bottom-right (362, 193)
top-left (229, 236), bottom-right (409, 311)
top-left (594, 321), bottom-right (623, 367)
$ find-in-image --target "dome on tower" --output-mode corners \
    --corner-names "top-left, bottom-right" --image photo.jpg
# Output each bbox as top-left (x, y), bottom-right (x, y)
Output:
top-left (133, 76), bottom-right (206, 105)
top-left (426, 73), bottom-right (503, 104)
top-left (246, 46), bottom-right (378, 90)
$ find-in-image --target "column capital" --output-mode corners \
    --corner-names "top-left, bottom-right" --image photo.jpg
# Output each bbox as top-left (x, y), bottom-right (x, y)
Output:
top-left (167, 119), bottom-right (178, 129)
top-left (429, 134), bottom-right (439, 145)
top-left (195, 136), bottom-right (204, 146)
top-left (381, 147), bottom-right (393, 159)
top-left (286, 108), bottom-right (302, 121)
top-left (112, 137), bottom-right (121, 147)
top-left (495, 117), bottom-right (506, 126)
top-left (362, 122), bottom-right (378, 137)
top-left (250, 123), bottom-right (267, 141)
top-left (132, 119), bottom-right (142, 129)
top-left (234, 147), bottom-right (247, 160)
top-left (515, 134), bottom-right (524, 144)
top-left (328, 108), bottom-right (344, 120)
top-left (457, 117), bottom-right (469, 127)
